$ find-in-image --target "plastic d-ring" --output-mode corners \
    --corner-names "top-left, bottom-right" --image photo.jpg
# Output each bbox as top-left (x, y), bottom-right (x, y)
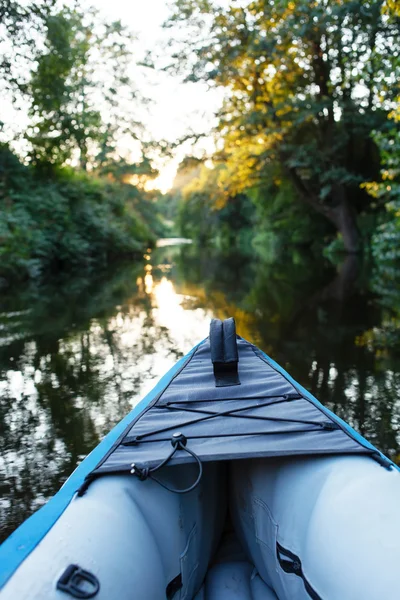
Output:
top-left (56, 564), bottom-right (100, 598)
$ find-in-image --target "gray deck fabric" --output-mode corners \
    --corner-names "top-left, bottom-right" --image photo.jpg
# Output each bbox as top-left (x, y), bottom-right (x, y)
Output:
top-left (94, 337), bottom-right (372, 476)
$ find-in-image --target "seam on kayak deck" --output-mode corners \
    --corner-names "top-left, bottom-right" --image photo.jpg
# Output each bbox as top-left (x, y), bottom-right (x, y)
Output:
top-left (87, 446), bottom-right (371, 474)
top-left (252, 343), bottom-right (398, 472)
top-left (0, 342), bottom-right (202, 591)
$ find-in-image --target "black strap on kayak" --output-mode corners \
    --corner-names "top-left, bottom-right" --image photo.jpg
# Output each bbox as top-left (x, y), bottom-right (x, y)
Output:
top-left (164, 392), bottom-right (301, 405)
top-left (123, 394), bottom-right (339, 495)
top-left (277, 542), bottom-right (322, 600)
top-left (166, 574), bottom-right (182, 600)
top-left (130, 432), bottom-right (203, 494)
top-left (119, 392), bottom-right (340, 495)
top-left (210, 318), bottom-right (240, 386)
top-left (122, 395), bottom-right (337, 446)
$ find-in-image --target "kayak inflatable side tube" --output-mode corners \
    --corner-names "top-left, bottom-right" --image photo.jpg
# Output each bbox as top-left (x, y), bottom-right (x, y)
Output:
top-left (230, 454), bottom-right (400, 600)
top-left (4, 454), bottom-right (400, 600)
top-left (0, 342), bottom-right (204, 590)
top-left (1, 462), bottom-right (227, 600)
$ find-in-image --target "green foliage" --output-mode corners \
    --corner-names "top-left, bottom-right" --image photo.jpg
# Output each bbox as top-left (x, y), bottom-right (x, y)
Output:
top-left (0, 145), bottom-right (155, 282)
top-left (26, 7), bottom-right (143, 172)
top-left (364, 0), bottom-right (400, 268)
top-left (176, 161), bottom-right (257, 252)
top-left (0, 4), bottom-right (162, 284)
top-left (0, 0), bottom-right (54, 94)
top-left (367, 114), bottom-right (400, 340)
top-left (159, 157), bottom-right (204, 234)
top-left (175, 156), bottom-right (333, 256)
top-left (249, 176), bottom-right (334, 251)
top-left (167, 0), bottom-right (400, 252)
top-left (366, 109), bottom-right (400, 264)
top-left (27, 10), bottom-right (99, 169)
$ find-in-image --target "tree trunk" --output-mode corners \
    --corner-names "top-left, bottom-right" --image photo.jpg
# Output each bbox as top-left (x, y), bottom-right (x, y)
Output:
top-left (286, 167), bottom-right (360, 254)
top-left (79, 144), bottom-right (88, 172)
top-left (316, 253), bottom-right (359, 302)
top-left (328, 185), bottom-right (360, 254)
top-left (331, 201), bottom-right (359, 253)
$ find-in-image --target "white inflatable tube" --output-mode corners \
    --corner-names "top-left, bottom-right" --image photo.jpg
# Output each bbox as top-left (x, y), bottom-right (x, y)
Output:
top-left (1, 462), bottom-right (226, 600)
top-left (3, 454), bottom-right (400, 599)
top-left (230, 454), bottom-right (400, 599)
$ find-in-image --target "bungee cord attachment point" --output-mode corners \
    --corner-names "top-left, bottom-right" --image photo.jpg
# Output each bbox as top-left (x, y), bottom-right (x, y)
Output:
top-left (130, 432), bottom-right (203, 494)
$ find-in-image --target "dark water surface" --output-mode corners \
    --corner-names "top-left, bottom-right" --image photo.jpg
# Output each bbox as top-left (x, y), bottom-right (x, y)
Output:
top-left (1, 241), bottom-right (400, 541)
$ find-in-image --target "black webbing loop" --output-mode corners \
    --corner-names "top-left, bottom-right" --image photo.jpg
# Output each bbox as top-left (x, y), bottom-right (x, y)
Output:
top-left (130, 432), bottom-right (203, 494)
top-left (210, 318), bottom-right (240, 387)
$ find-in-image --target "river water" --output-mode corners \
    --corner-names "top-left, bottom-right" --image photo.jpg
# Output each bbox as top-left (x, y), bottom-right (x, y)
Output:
top-left (1, 240), bottom-right (400, 541)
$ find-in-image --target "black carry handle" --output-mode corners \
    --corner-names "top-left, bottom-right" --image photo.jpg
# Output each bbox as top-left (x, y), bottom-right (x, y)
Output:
top-left (210, 318), bottom-right (240, 387)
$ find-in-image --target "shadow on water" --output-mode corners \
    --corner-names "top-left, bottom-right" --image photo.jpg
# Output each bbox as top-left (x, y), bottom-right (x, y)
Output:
top-left (1, 244), bottom-right (400, 540)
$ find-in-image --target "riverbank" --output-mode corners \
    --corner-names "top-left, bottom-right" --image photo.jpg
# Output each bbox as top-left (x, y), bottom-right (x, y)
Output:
top-left (0, 146), bottom-right (162, 286)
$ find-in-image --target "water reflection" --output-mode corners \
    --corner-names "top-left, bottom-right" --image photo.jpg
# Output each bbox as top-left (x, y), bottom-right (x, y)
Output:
top-left (1, 244), bottom-right (400, 541)
top-left (172, 246), bottom-right (400, 461)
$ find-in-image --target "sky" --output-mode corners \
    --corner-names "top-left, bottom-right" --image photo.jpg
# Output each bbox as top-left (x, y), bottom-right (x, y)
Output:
top-left (93, 0), bottom-right (223, 192)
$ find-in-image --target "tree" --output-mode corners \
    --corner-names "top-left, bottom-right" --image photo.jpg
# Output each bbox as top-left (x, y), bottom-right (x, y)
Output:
top-left (26, 7), bottom-right (144, 172)
top-left (176, 160), bottom-right (257, 250)
top-left (0, 1), bottom-right (55, 95)
top-left (166, 0), bottom-right (400, 252)
top-left (364, 0), bottom-right (400, 264)
top-left (26, 9), bottom-right (98, 169)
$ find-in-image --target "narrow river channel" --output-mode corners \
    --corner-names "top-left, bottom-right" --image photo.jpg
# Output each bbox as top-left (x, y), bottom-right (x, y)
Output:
top-left (1, 240), bottom-right (399, 541)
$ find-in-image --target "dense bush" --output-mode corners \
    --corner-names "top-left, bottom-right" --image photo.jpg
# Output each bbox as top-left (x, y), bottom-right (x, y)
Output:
top-left (0, 145), bottom-right (157, 283)
top-left (175, 160), bottom-right (333, 259)
top-left (368, 110), bottom-right (400, 265)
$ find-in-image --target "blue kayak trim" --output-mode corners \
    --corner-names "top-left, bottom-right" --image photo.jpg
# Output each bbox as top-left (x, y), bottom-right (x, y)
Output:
top-left (258, 348), bottom-right (400, 472)
top-left (0, 344), bottom-right (200, 589)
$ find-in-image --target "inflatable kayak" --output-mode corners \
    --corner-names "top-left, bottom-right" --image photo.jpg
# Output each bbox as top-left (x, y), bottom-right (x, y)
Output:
top-left (1, 318), bottom-right (399, 600)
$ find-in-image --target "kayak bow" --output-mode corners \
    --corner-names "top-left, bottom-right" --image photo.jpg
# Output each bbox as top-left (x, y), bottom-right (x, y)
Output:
top-left (1, 318), bottom-right (399, 600)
